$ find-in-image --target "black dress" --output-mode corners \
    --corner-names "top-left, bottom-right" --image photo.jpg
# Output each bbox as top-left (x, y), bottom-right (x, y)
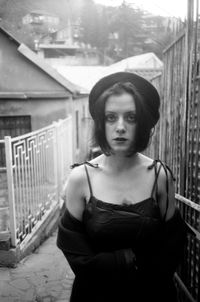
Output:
top-left (57, 161), bottom-right (188, 302)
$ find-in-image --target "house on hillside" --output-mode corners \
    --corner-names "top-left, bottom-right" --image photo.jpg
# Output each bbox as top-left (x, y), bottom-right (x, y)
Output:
top-left (0, 26), bottom-right (90, 164)
top-left (37, 29), bottom-right (103, 66)
top-left (36, 17), bottom-right (112, 66)
top-left (37, 40), bottom-right (101, 66)
top-left (22, 10), bottom-right (60, 50)
top-left (39, 19), bottom-right (80, 46)
top-left (22, 10), bottom-right (59, 28)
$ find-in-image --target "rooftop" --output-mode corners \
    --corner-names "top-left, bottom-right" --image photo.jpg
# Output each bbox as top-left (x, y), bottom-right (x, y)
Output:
top-left (52, 52), bottom-right (163, 93)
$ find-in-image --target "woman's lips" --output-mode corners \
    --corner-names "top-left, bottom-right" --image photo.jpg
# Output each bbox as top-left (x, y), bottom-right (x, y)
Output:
top-left (114, 137), bottom-right (127, 141)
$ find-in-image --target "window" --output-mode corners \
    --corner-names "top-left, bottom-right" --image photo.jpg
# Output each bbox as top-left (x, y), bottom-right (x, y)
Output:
top-left (0, 116), bottom-right (31, 167)
top-left (0, 116), bottom-right (31, 139)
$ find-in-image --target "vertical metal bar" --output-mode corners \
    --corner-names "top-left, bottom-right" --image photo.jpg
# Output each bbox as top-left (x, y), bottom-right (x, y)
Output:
top-left (27, 138), bottom-right (32, 233)
top-left (5, 136), bottom-right (17, 247)
top-left (38, 135), bottom-right (42, 214)
top-left (192, 0), bottom-right (200, 204)
top-left (29, 140), bottom-right (34, 222)
top-left (24, 140), bottom-right (29, 235)
top-left (69, 116), bottom-right (73, 168)
top-left (53, 122), bottom-right (59, 203)
top-left (35, 135), bottom-right (40, 218)
top-left (40, 135), bottom-right (45, 208)
top-left (13, 150), bottom-right (19, 238)
top-left (58, 120), bottom-right (63, 184)
top-left (43, 133), bottom-right (49, 208)
top-left (186, 0), bottom-right (195, 200)
top-left (21, 143), bottom-right (26, 238)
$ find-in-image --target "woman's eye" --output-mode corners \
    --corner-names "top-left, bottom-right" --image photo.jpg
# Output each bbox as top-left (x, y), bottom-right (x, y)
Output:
top-left (126, 114), bottom-right (136, 123)
top-left (105, 114), bottom-right (116, 122)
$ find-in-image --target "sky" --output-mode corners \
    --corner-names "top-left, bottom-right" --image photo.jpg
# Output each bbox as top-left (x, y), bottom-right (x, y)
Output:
top-left (94, 0), bottom-right (188, 19)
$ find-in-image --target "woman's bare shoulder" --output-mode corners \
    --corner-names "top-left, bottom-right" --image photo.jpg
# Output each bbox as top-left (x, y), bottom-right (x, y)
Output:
top-left (88, 154), bottom-right (104, 166)
top-left (63, 164), bottom-right (88, 203)
top-left (64, 165), bottom-right (87, 221)
top-left (137, 153), bottom-right (154, 167)
top-left (138, 154), bottom-right (174, 184)
top-left (68, 164), bottom-right (86, 183)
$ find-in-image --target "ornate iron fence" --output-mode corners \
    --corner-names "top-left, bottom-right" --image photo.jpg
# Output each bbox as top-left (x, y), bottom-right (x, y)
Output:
top-left (175, 195), bottom-right (200, 302)
top-left (3, 117), bottom-right (73, 247)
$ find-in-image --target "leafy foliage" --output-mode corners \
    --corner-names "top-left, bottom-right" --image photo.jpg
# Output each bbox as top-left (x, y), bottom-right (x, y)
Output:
top-left (79, 1), bottom-right (174, 60)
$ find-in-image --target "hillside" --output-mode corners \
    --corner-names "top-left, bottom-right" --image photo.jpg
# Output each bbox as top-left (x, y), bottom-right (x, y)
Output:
top-left (0, 0), bottom-right (83, 47)
top-left (0, 0), bottom-right (82, 22)
top-left (0, 0), bottom-right (174, 59)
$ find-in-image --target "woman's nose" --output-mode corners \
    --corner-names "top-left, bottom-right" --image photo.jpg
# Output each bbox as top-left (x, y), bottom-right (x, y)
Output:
top-left (116, 117), bottom-right (126, 133)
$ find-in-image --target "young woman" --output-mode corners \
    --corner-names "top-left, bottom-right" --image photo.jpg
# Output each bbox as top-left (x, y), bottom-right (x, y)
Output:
top-left (57, 72), bottom-right (188, 302)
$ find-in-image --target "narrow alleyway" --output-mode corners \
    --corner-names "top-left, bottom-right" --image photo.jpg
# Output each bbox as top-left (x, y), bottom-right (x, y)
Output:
top-left (0, 231), bottom-right (74, 302)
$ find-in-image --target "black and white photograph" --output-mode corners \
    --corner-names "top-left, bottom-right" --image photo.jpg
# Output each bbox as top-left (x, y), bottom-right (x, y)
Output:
top-left (0, 0), bottom-right (199, 301)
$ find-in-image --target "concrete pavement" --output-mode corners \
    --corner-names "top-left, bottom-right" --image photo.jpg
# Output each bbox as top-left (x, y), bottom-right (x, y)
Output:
top-left (0, 230), bottom-right (74, 302)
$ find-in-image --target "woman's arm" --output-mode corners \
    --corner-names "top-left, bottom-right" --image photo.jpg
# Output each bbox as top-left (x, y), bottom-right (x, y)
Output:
top-left (63, 165), bottom-right (87, 222)
top-left (157, 164), bottom-right (176, 220)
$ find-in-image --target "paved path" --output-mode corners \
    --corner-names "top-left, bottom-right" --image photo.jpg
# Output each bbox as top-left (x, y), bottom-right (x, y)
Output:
top-left (0, 231), bottom-right (74, 302)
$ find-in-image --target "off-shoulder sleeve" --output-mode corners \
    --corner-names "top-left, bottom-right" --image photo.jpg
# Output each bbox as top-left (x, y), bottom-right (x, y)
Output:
top-left (153, 208), bottom-right (193, 279)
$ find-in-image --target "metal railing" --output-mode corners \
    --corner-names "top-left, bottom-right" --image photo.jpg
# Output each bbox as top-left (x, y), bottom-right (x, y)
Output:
top-left (175, 194), bottom-right (200, 302)
top-left (3, 117), bottom-right (73, 247)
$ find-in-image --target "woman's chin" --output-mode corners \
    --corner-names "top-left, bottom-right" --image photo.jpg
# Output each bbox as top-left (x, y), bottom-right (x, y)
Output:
top-left (110, 146), bottom-right (130, 155)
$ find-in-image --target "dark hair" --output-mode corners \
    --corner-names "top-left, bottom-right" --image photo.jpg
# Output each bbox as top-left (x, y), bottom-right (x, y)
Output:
top-left (92, 82), bottom-right (160, 156)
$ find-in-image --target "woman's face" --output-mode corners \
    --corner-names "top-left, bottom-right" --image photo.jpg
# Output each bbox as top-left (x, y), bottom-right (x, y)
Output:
top-left (105, 92), bottom-right (137, 155)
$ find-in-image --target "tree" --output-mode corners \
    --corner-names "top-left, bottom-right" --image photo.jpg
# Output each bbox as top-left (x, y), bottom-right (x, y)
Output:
top-left (109, 2), bottom-right (144, 59)
top-left (79, 0), bottom-right (110, 63)
top-left (80, 0), bottom-right (99, 47)
top-left (0, 0), bottom-right (7, 19)
top-left (141, 15), bottom-right (174, 58)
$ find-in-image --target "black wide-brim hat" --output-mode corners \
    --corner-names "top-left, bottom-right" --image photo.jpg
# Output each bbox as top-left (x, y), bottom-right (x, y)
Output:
top-left (89, 71), bottom-right (160, 126)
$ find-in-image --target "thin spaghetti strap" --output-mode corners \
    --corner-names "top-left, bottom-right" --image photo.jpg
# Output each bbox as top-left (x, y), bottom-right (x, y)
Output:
top-left (150, 162), bottom-right (162, 200)
top-left (160, 162), bottom-right (175, 221)
top-left (84, 164), bottom-right (93, 197)
top-left (71, 161), bottom-right (99, 169)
